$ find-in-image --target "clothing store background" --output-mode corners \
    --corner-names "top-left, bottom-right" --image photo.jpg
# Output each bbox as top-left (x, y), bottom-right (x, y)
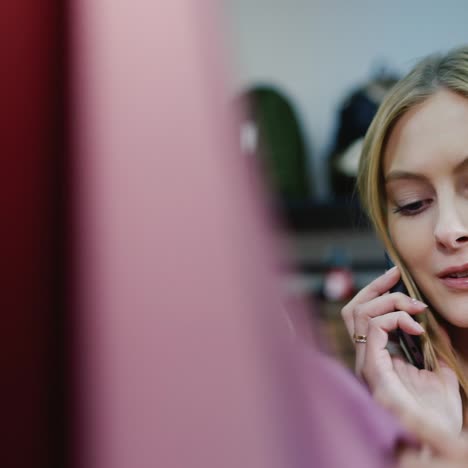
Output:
top-left (227, 0), bottom-right (468, 366)
top-left (227, 0), bottom-right (468, 200)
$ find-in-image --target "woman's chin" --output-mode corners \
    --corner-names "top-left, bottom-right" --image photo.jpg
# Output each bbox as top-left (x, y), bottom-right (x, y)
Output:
top-left (434, 295), bottom-right (468, 329)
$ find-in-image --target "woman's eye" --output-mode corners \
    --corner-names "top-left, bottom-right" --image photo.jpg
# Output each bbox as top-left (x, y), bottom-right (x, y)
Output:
top-left (392, 200), bottom-right (429, 216)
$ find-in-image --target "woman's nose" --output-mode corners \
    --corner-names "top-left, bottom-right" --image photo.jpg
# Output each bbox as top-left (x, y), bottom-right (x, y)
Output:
top-left (434, 202), bottom-right (468, 250)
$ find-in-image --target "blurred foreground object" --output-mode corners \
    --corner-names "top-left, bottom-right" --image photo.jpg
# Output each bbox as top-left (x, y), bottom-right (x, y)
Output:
top-left (72, 1), bottom-right (409, 467)
top-left (0, 0), bottom-right (416, 466)
top-left (0, 1), bottom-right (67, 467)
top-left (1, 1), bottom-right (408, 467)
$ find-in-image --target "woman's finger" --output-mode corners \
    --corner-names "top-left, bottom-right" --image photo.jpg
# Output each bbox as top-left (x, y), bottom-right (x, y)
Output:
top-left (359, 311), bottom-right (424, 380)
top-left (350, 296), bottom-right (426, 375)
top-left (352, 292), bottom-right (426, 337)
top-left (365, 311), bottom-right (425, 357)
top-left (341, 266), bottom-right (401, 334)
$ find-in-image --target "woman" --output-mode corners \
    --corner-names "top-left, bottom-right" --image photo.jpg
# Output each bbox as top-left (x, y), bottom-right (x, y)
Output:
top-left (342, 45), bottom-right (468, 434)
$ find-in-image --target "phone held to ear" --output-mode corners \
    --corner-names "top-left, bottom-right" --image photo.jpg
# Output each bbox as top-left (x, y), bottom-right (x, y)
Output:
top-left (384, 252), bottom-right (425, 370)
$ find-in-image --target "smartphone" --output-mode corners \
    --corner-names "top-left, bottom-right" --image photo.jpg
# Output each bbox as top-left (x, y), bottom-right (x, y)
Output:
top-left (384, 252), bottom-right (425, 369)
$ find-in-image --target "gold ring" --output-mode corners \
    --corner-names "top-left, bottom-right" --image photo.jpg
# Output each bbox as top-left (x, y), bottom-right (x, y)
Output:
top-left (353, 334), bottom-right (367, 344)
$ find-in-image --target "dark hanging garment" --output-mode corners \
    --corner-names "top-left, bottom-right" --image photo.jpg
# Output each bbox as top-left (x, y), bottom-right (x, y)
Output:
top-left (241, 86), bottom-right (311, 202)
top-left (329, 77), bottom-right (398, 198)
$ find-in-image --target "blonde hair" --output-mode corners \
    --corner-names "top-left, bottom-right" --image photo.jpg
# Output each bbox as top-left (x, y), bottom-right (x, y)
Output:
top-left (358, 45), bottom-right (468, 400)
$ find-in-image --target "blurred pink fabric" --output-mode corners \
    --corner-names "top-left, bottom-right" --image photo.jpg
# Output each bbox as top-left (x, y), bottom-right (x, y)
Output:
top-left (71, 1), bottom-right (408, 467)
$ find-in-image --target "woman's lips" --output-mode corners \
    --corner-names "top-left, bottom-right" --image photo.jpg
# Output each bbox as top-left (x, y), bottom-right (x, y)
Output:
top-left (439, 275), bottom-right (468, 290)
top-left (437, 263), bottom-right (468, 289)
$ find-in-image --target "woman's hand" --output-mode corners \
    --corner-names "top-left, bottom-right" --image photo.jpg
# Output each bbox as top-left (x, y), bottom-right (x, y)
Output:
top-left (341, 266), bottom-right (427, 375)
top-left (394, 401), bottom-right (468, 467)
top-left (341, 267), bottom-right (463, 435)
top-left (399, 447), bottom-right (468, 468)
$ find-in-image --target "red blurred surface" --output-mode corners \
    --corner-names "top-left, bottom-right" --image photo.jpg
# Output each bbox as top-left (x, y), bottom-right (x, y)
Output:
top-left (0, 2), bottom-right (66, 467)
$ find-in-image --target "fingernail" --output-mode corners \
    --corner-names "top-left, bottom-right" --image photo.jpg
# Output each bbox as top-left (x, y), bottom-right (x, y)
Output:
top-left (411, 298), bottom-right (428, 308)
top-left (385, 266), bottom-right (398, 274)
top-left (414, 322), bottom-right (425, 333)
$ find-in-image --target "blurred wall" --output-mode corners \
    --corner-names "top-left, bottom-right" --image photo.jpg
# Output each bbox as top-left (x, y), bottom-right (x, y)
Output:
top-left (227, 0), bottom-right (468, 199)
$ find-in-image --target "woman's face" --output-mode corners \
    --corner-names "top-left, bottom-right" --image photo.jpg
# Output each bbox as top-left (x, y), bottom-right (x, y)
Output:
top-left (384, 89), bottom-right (468, 328)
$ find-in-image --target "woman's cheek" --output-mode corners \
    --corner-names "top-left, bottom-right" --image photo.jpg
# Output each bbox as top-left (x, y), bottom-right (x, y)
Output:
top-left (390, 219), bottom-right (432, 270)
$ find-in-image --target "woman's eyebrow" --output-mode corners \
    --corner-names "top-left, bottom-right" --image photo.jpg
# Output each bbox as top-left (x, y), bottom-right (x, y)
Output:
top-left (384, 170), bottom-right (428, 183)
top-left (453, 155), bottom-right (468, 174)
top-left (385, 156), bottom-right (468, 183)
